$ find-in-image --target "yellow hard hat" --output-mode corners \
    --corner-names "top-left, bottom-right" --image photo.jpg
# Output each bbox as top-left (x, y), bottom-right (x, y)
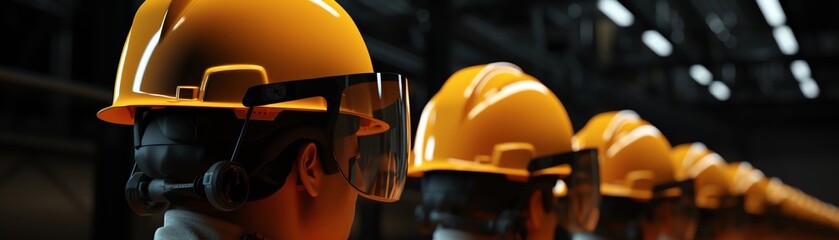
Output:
top-left (572, 110), bottom-right (675, 200)
top-left (780, 188), bottom-right (811, 221)
top-left (720, 162), bottom-right (785, 215)
top-left (785, 189), bottom-right (838, 237)
top-left (782, 188), bottom-right (838, 230)
top-left (409, 62), bottom-right (574, 181)
top-left (97, 0), bottom-right (378, 125)
top-left (671, 143), bottom-right (731, 209)
top-left (809, 199), bottom-right (837, 229)
top-left (828, 204), bottom-right (839, 231)
top-left (763, 177), bottom-right (788, 207)
top-left (742, 176), bottom-right (784, 215)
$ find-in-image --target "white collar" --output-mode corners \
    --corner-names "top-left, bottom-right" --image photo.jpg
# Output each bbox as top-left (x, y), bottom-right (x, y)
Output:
top-left (154, 209), bottom-right (246, 240)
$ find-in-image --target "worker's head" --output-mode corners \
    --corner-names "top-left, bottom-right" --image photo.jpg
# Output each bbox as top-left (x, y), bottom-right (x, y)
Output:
top-left (574, 110), bottom-right (697, 240)
top-left (100, 1), bottom-right (411, 239)
top-left (409, 62), bottom-right (598, 239)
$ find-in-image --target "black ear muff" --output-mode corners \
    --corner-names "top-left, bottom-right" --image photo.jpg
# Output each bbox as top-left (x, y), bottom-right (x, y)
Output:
top-left (124, 160), bottom-right (250, 215)
top-left (128, 108), bottom-right (336, 215)
top-left (203, 161), bottom-right (249, 211)
top-left (125, 172), bottom-right (169, 216)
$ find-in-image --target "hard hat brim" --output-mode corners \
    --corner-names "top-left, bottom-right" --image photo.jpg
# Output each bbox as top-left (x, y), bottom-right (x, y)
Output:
top-left (98, 101), bottom-right (388, 129)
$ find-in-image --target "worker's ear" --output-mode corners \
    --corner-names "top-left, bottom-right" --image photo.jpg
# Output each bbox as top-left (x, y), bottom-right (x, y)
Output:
top-left (527, 190), bottom-right (545, 230)
top-left (297, 142), bottom-right (322, 197)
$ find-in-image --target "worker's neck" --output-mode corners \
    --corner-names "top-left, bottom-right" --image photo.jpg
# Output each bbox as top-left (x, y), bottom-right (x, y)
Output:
top-left (433, 226), bottom-right (499, 240)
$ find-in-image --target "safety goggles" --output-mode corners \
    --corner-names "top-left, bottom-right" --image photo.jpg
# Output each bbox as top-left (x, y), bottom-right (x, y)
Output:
top-left (528, 148), bottom-right (601, 232)
top-left (237, 72), bottom-right (410, 202)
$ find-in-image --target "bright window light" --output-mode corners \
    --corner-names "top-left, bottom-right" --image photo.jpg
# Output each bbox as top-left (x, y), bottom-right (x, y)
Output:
top-left (799, 79), bottom-right (820, 99)
top-left (773, 25), bottom-right (798, 55)
top-left (642, 30), bottom-right (673, 57)
top-left (689, 65), bottom-right (713, 86)
top-left (790, 60), bottom-right (811, 81)
top-left (756, 0), bottom-right (787, 27)
top-left (709, 81), bottom-right (731, 101)
top-left (598, 0), bottom-right (635, 27)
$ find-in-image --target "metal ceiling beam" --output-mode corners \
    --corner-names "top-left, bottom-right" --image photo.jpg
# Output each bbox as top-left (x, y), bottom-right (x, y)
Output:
top-left (363, 35), bottom-right (424, 75)
top-left (6, 0), bottom-right (72, 19)
top-left (619, 0), bottom-right (705, 63)
top-left (0, 66), bottom-right (111, 102)
top-left (454, 14), bottom-right (567, 78)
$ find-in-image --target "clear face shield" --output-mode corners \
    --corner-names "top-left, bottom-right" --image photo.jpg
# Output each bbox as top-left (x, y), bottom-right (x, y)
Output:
top-left (650, 179), bottom-right (700, 240)
top-left (529, 148), bottom-right (601, 232)
top-left (242, 72), bottom-right (410, 201)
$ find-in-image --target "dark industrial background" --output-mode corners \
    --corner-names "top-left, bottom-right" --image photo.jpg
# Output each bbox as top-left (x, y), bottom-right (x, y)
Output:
top-left (0, 0), bottom-right (836, 239)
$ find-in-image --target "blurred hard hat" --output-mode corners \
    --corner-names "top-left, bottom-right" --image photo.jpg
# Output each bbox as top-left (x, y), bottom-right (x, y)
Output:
top-left (573, 110), bottom-right (675, 200)
top-left (408, 62), bottom-right (574, 181)
top-left (671, 143), bottom-right (731, 209)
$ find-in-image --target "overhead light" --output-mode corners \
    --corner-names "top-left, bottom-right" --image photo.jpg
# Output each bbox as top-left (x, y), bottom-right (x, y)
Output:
top-left (689, 65), bottom-right (713, 86)
top-left (799, 78), bottom-right (820, 99)
top-left (706, 13), bottom-right (726, 34)
top-left (642, 30), bottom-right (673, 57)
top-left (790, 60), bottom-right (811, 81)
top-left (756, 0), bottom-right (787, 27)
top-left (598, 0), bottom-right (635, 27)
top-left (773, 25), bottom-right (798, 55)
top-left (709, 81), bottom-right (731, 101)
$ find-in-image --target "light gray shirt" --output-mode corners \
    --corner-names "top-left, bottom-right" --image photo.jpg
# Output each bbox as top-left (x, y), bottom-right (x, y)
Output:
top-left (154, 209), bottom-right (246, 240)
top-left (432, 227), bottom-right (499, 240)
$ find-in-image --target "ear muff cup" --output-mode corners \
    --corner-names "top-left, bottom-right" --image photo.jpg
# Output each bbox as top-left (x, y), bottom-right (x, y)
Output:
top-left (203, 161), bottom-right (249, 211)
top-left (125, 172), bottom-right (169, 216)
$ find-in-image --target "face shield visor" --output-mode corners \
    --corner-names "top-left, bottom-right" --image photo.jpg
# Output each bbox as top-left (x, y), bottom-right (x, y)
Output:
top-left (651, 179), bottom-right (699, 240)
top-left (529, 148), bottom-right (601, 232)
top-left (242, 72), bottom-right (410, 202)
